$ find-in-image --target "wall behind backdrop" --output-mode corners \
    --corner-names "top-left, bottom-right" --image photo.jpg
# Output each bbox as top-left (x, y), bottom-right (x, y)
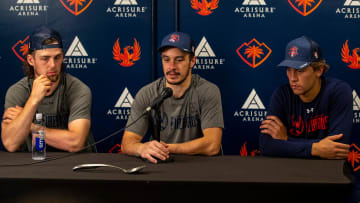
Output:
top-left (1, 0), bottom-right (360, 172)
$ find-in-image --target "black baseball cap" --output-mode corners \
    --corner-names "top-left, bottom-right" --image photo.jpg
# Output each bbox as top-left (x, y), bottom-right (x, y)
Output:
top-left (28, 26), bottom-right (63, 51)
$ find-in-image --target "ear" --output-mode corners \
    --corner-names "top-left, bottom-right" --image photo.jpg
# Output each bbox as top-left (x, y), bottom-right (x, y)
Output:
top-left (27, 54), bottom-right (35, 67)
top-left (315, 66), bottom-right (324, 77)
top-left (190, 55), bottom-right (196, 69)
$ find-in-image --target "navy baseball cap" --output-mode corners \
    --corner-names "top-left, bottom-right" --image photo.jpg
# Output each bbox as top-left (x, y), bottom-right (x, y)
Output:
top-left (277, 36), bottom-right (322, 69)
top-left (28, 26), bottom-right (63, 51)
top-left (158, 32), bottom-right (195, 54)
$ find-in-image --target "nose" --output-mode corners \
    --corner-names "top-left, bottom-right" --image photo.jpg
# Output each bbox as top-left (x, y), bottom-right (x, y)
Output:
top-left (48, 58), bottom-right (56, 68)
top-left (287, 68), bottom-right (298, 82)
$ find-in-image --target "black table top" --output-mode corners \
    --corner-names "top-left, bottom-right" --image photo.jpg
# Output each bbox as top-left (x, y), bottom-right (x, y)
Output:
top-left (0, 152), bottom-right (350, 185)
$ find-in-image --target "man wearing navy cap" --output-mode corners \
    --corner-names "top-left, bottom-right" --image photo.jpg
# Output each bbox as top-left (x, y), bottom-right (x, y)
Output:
top-left (1, 26), bottom-right (93, 152)
top-left (121, 32), bottom-right (224, 163)
top-left (259, 36), bottom-right (352, 159)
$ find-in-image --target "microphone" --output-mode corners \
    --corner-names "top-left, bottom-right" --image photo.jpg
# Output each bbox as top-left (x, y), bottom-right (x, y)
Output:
top-left (145, 87), bottom-right (173, 112)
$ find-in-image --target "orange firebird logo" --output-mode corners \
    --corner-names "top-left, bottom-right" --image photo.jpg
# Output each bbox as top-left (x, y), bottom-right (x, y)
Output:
top-left (240, 142), bottom-right (259, 157)
top-left (236, 38), bottom-right (272, 68)
top-left (190, 0), bottom-right (219, 16)
top-left (348, 143), bottom-right (360, 172)
top-left (341, 40), bottom-right (360, 69)
top-left (288, 0), bottom-right (322, 16)
top-left (12, 36), bottom-right (29, 62)
top-left (113, 38), bottom-right (141, 67)
top-left (60, 0), bottom-right (93, 16)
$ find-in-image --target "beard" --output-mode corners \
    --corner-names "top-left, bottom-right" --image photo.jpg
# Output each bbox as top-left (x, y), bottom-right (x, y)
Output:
top-left (47, 74), bottom-right (60, 82)
top-left (166, 65), bottom-right (191, 86)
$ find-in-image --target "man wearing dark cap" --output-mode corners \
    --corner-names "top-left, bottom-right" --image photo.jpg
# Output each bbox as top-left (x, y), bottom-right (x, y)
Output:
top-left (1, 26), bottom-right (93, 152)
top-left (259, 36), bottom-right (352, 159)
top-left (121, 32), bottom-right (224, 163)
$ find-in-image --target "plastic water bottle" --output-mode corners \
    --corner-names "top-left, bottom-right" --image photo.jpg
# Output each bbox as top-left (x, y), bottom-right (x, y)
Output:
top-left (32, 113), bottom-right (46, 160)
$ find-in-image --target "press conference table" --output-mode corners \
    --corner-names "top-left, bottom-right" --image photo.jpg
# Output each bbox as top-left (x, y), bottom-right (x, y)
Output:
top-left (0, 152), bottom-right (352, 202)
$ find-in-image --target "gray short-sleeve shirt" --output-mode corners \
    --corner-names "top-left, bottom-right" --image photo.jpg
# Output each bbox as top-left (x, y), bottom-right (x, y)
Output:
top-left (5, 73), bottom-right (91, 124)
top-left (125, 74), bottom-right (224, 143)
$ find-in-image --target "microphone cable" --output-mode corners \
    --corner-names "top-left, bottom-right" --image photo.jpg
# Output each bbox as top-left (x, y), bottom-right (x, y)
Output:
top-left (0, 110), bottom-right (149, 167)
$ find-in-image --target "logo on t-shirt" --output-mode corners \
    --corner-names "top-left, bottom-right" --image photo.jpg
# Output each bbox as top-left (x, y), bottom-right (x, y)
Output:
top-left (289, 115), bottom-right (328, 137)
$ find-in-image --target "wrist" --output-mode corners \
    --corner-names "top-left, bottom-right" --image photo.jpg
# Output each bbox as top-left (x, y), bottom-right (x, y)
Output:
top-left (311, 142), bottom-right (319, 156)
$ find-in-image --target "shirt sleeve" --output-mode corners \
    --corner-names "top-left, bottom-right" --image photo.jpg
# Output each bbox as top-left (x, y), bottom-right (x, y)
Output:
top-left (259, 86), bottom-right (314, 158)
top-left (4, 80), bottom-right (29, 110)
top-left (125, 86), bottom-right (151, 137)
top-left (326, 81), bottom-right (353, 144)
top-left (67, 79), bottom-right (92, 122)
top-left (198, 83), bottom-right (224, 130)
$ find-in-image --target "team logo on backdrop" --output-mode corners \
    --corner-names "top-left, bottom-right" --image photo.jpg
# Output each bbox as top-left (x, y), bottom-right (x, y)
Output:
top-left (8, 0), bottom-right (48, 16)
top-left (341, 40), bottom-right (360, 69)
top-left (348, 143), bottom-right (360, 172)
top-left (288, 0), bottom-right (322, 16)
top-left (60, 0), bottom-right (93, 16)
top-left (336, 0), bottom-right (360, 19)
top-left (63, 36), bottom-right (98, 69)
top-left (234, 0), bottom-right (276, 18)
top-left (113, 38), bottom-right (141, 67)
top-left (234, 89), bottom-right (267, 122)
top-left (12, 36), bottom-right (29, 62)
top-left (193, 36), bottom-right (225, 70)
top-left (107, 87), bottom-right (134, 120)
top-left (240, 142), bottom-right (259, 156)
top-left (236, 38), bottom-right (272, 68)
top-left (190, 0), bottom-right (219, 16)
top-left (106, 0), bottom-right (148, 18)
top-left (353, 90), bottom-right (360, 123)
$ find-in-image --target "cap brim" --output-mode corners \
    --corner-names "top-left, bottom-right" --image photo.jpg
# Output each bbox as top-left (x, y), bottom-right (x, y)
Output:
top-left (277, 60), bottom-right (310, 69)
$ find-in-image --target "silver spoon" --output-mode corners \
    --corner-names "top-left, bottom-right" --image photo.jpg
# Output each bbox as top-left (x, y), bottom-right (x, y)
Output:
top-left (72, 164), bottom-right (146, 174)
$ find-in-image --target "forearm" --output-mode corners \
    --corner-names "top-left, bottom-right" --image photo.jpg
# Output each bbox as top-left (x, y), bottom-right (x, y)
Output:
top-left (1, 99), bottom-right (38, 152)
top-left (168, 128), bottom-right (222, 156)
top-left (259, 134), bottom-right (314, 158)
top-left (121, 131), bottom-right (144, 157)
top-left (44, 119), bottom-right (90, 152)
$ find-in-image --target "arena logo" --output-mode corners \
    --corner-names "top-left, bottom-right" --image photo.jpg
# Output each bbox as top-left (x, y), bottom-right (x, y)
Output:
top-left (353, 90), bottom-right (360, 123)
top-left (8, 0), bottom-right (48, 16)
top-left (107, 87), bottom-right (134, 120)
top-left (63, 36), bottom-right (98, 69)
top-left (106, 0), bottom-right (148, 18)
top-left (60, 0), bottom-right (93, 16)
top-left (336, 0), bottom-right (360, 19)
top-left (112, 38), bottom-right (141, 67)
top-left (12, 36), bottom-right (29, 62)
top-left (193, 36), bottom-right (225, 70)
top-left (234, 0), bottom-right (276, 18)
top-left (190, 0), bottom-right (219, 16)
top-left (288, 0), bottom-right (322, 16)
top-left (234, 89), bottom-right (267, 122)
top-left (341, 40), bottom-right (360, 69)
top-left (236, 38), bottom-right (272, 68)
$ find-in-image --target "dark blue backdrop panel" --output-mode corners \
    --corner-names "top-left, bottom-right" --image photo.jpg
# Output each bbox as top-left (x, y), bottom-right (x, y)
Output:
top-left (1, 0), bottom-right (360, 175)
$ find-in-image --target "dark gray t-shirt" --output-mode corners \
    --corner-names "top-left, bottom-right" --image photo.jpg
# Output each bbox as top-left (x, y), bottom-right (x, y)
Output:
top-left (126, 74), bottom-right (224, 143)
top-left (5, 73), bottom-right (91, 126)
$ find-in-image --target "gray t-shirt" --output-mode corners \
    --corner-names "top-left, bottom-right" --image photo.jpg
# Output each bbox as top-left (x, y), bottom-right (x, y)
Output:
top-left (5, 73), bottom-right (91, 127)
top-left (126, 74), bottom-right (224, 143)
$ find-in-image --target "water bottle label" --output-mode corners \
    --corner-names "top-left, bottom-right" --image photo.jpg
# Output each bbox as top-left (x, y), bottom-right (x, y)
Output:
top-left (35, 132), bottom-right (45, 151)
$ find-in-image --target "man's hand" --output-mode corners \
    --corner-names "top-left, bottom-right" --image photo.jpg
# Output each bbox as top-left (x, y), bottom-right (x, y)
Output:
top-left (29, 75), bottom-right (52, 104)
top-left (138, 140), bottom-right (169, 164)
top-left (260, 115), bottom-right (288, 140)
top-left (2, 106), bottom-right (23, 125)
top-left (311, 134), bottom-right (350, 159)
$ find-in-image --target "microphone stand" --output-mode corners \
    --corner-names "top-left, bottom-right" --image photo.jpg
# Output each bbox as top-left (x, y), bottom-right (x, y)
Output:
top-left (149, 106), bottom-right (173, 163)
